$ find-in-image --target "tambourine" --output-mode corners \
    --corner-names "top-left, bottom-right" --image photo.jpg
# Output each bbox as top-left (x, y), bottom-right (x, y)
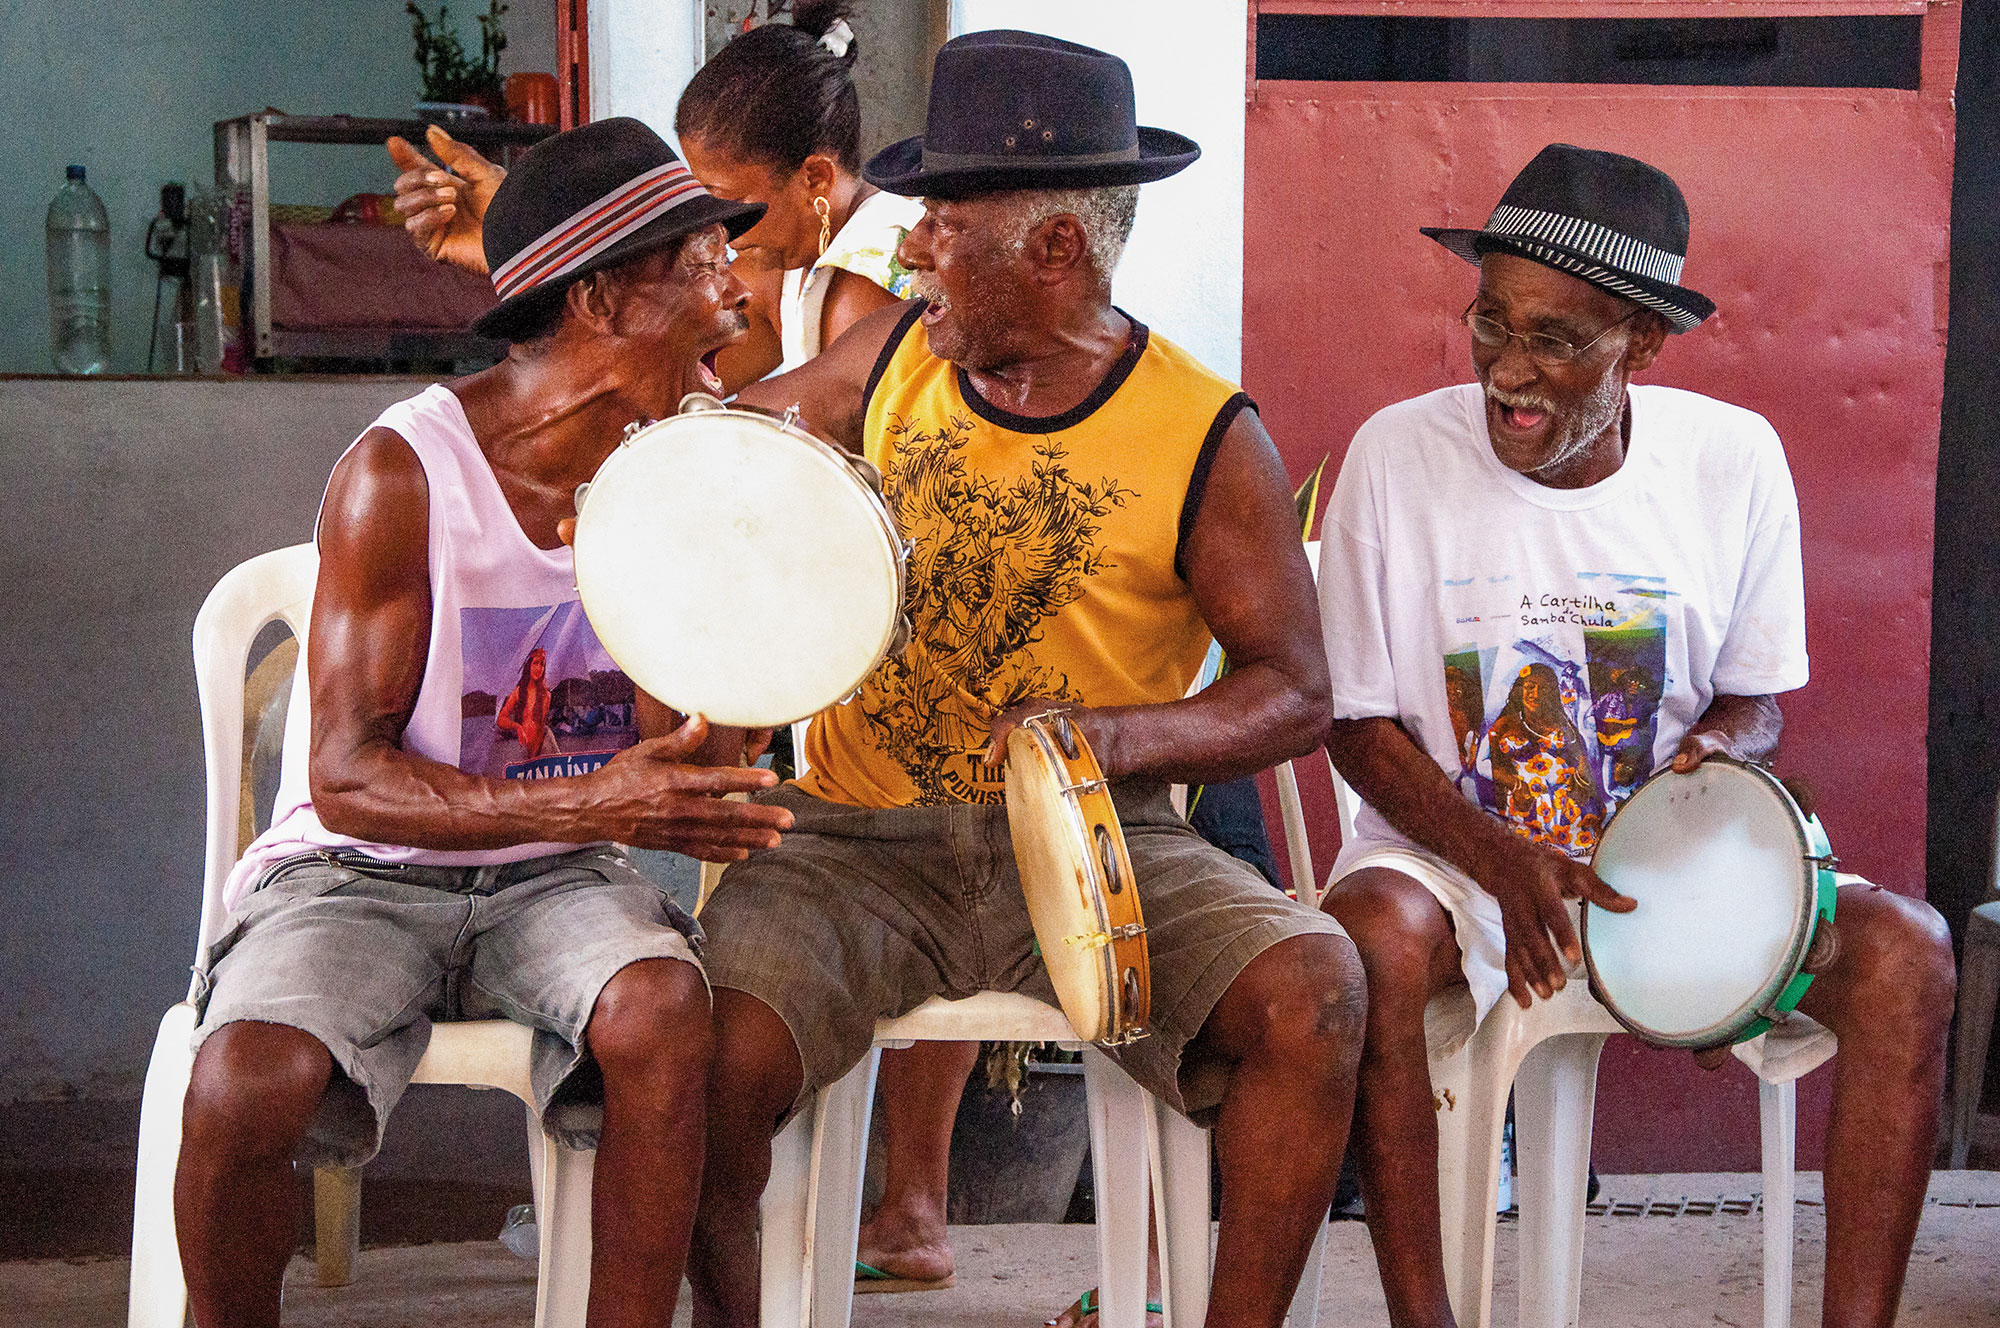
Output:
top-left (1005, 711), bottom-right (1151, 1045)
top-left (571, 393), bottom-right (909, 728)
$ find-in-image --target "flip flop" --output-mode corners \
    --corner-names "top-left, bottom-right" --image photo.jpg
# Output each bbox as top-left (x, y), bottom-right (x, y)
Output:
top-left (1057, 1289), bottom-right (1164, 1323)
top-left (853, 1259), bottom-right (956, 1293)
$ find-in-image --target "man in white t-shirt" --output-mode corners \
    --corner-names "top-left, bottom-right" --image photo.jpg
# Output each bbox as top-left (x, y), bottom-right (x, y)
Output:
top-left (1318, 144), bottom-right (1955, 1327)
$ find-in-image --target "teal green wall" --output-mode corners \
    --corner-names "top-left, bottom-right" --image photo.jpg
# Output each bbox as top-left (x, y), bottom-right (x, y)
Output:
top-left (0, 1), bottom-right (554, 374)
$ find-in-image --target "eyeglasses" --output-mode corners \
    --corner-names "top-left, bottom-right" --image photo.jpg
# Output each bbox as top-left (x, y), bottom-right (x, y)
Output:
top-left (1461, 304), bottom-right (1640, 367)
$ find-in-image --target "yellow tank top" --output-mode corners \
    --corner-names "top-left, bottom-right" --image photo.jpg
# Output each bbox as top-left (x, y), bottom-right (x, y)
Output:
top-left (797, 304), bottom-right (1249, 807)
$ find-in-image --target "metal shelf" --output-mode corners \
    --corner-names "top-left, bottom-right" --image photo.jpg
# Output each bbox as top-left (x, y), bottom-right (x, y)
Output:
top-left (213, 112), bottom-right (549, 366)
top-left (222, 112), bottom-right (554, 149)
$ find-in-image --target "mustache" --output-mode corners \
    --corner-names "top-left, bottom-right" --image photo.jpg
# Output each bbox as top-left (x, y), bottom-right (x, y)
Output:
top-left (908, 272), bottom-right (948, 308)
top-left (1484, 382), bottom-right (1557, 414)
top-left (723, 308), bottom-right (750, 335)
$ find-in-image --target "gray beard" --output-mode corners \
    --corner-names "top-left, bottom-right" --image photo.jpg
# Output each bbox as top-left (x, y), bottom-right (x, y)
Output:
top-left (1527, 368), bottom-right (1627, 478)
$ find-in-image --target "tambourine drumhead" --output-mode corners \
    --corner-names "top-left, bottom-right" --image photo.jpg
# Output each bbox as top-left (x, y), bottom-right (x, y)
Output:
top-left (1584, 761), bottom-right (1815, 1045)
top-left (1006, 729), bottom-right (1114, 1041)
top-left (572, 407), bottom-right (903, 728)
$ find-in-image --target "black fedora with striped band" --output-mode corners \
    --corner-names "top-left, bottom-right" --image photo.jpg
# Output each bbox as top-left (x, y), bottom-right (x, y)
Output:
top-left (1422, 144), bottom-right (1715, 333)
top-left (471, 117), bottom-right (764, 342)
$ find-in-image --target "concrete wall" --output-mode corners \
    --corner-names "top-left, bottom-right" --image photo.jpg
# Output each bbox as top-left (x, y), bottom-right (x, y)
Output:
top-left (0, 377), bottom-right (429, 1106)
top-left (0, 0), bottom-right (555, 376)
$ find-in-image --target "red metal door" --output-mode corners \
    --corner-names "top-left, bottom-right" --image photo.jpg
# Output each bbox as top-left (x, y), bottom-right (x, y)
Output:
top-left (1245, 0), bottom-right (1957, 1170)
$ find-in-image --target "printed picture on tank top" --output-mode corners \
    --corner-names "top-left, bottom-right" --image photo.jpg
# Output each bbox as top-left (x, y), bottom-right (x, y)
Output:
top-left (1441, 570), bottom-right (1675, 859)
top-left (863, 412), bottom-right (1133, 805)
top-left (458, 603), bottom-right (638, 780)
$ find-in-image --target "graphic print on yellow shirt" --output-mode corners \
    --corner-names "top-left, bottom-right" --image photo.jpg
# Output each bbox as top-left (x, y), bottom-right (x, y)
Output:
top-left (797, 305), bottom-right (1247, 808)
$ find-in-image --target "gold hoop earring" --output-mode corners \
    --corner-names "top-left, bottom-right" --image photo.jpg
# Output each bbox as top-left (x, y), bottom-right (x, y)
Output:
top-left (814, 195), bottom-right (832, 258)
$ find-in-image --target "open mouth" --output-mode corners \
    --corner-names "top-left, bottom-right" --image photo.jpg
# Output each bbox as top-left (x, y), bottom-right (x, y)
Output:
top-left (697, 347), bottom-right (724, 395)
top-left (1487, 388), bottom-right (1554, 437)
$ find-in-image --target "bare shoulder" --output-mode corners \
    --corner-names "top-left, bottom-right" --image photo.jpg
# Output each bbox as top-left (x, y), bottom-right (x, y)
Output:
top-left (735, 299), bottom-right (920, 450)
top-left (318, 427), bottom-right (430, 586)
top-left (819, 266), bottom-right (904, 346)
top-left (1183, 401), bottom-right (1317, 615)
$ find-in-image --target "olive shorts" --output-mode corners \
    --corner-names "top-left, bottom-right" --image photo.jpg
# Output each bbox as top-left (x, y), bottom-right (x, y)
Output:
top-left (700, 781), bottom-right (1347, 1125)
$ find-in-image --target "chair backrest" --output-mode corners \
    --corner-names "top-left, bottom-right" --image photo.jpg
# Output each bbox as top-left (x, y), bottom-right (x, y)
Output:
top-left (189, 544), bottom-right (318, 989)
top-left (1270, 538), bottom-right (1365, 909)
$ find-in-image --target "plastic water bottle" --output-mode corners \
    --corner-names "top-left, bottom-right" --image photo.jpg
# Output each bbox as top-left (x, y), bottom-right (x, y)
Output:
top-left (47, 165), bottom-right (111, 374)
top-left (497, 1202), bottom-right (538, 1260)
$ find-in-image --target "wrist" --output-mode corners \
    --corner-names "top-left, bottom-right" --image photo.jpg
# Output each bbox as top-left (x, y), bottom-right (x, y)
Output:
top-left (1461, 816), bottom-right (1535, 889)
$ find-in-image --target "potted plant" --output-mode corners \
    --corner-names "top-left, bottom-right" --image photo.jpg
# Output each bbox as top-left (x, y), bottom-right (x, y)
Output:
top-left (407, 1), bottom-right (509, 119)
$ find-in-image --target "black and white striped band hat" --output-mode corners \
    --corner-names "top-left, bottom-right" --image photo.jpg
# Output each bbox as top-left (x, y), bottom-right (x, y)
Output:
top-left (1421, 143), bottom-right (1715, 333)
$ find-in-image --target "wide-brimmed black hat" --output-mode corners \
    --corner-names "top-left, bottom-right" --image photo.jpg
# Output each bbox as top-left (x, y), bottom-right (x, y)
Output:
top-left (863, 30), bottom-right (1200, 198)
top-left (1421, 144), bottom-right (1715, 333)
top-left (472, 117), bottom-right (764, 341)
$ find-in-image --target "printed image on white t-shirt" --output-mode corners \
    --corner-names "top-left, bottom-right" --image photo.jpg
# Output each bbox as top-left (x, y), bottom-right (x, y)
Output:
top-left (458, 603), bottom-right (638, 780)
top-left (1440, 571), bottom-right (1672, 857)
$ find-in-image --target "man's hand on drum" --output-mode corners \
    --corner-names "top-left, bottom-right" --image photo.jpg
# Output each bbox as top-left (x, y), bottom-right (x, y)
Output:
top-left (1669, 693), bottom-right (1784, 774)
top-left (1669, 727), bottom-right (1737, 774)
top-left (589, 713), bottom-right (793, 861)
top-left (386, 125), bottom-right (504, 273)
top-left (1484, 836), bottom-right (1635, 1008)
top-left (981, 698), bottom-right (1102, 773)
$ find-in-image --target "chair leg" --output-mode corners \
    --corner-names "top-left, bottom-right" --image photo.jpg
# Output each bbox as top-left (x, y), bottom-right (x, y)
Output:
top-left (761, 1102), bottom-right (817, 1328)
top-left (1949, 911), bottom-right (2000, 1168)
top-left (809, 1051), bottom-right (882, 1328)
top-left (1512, 1034), bottom-right (1609, 1328)
top-left (533, 1130), bottom-right (595, 1328)
top-left (525, 1099), bottom-right (547, 1210)
top-left (1434, 1027), bottom-right (1512, 1328)
top-left (1758, 1077), bottom-right (1797, 1328)
top-left (1152, 1099), bottom-right (1211, 1328)
top-left (1082, 1048), bottom-right (1153, 1328)
top-left (128, 1003), bottom-right (197, 1328)
top-left (311, 1166), bottom-right (362, 1288)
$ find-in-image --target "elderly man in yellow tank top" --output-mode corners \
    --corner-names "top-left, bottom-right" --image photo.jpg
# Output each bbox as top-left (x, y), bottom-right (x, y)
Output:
top-left (678, 31), bottom-right (1366, 1328)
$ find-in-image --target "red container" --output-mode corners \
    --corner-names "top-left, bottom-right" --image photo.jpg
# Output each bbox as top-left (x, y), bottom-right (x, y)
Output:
top-left (505, 72), bottom-right (560, 126)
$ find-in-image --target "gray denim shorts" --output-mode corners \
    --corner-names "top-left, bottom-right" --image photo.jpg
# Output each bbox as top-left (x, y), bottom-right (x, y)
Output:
top-left (193, 844), bottom-right (704, 1166)
top-left (699, 781), bottom-right (1347, 1125)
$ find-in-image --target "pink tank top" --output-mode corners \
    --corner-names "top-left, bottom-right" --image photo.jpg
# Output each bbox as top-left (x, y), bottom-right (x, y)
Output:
top-left (225, 385), bottom-right (638, 909)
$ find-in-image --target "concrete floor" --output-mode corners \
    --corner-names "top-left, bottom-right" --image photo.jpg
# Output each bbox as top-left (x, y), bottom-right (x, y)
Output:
top-left (9, 1174), bottom-right (1998, 1328)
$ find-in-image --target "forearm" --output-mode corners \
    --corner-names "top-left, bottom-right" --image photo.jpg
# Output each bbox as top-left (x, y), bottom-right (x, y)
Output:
top-left (1681, 693), bottom-right (1783, 765)
top-left (1090, 658), bottom-right (1327, 786)
top-left (1326, 715), bottom-right (1531, 884)
top-left (312, 743), bottom-right (620, 851)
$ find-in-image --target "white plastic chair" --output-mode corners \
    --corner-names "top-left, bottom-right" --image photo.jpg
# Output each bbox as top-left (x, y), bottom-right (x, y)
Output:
top-left (127, 544), bottom-right (595, 1328)
top-left (759, 993), bottom-right (1159, 1328)
top-left (1273, 747), bottom-right (1837, 1328)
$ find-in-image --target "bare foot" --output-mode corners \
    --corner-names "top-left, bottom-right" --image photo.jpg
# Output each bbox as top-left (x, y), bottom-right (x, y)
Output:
top-left (1046, 1288), bottom-right (1164, 1328)
top-left (854, 1203), bottom-right (955, 1285)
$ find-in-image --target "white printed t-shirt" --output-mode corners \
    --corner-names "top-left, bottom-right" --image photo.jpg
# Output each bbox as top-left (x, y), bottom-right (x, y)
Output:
top-left (1320, 382), bottom-right (1809, 871)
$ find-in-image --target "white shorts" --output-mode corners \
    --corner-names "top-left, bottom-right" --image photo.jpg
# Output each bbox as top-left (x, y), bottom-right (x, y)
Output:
top-left (1329, 844), bottom-right (1515, 1056)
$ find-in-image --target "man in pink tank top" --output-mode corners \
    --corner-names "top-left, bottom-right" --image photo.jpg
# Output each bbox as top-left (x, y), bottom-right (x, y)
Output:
top-left (175, 121), bottom-right (795, 1328)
